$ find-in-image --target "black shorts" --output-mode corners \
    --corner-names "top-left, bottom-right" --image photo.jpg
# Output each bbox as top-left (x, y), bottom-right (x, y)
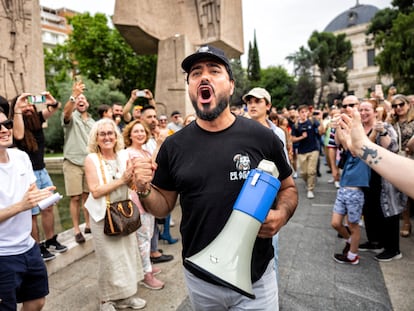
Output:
top-left (0, 243), bottom-right (49, 309)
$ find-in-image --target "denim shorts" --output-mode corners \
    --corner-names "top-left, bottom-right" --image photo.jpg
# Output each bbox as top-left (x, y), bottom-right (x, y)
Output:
top-left (0, 244), bottom-right (49, 308)
top-left (333, 187), bottom-right (364, 224)
top-left (32, 168), bottom-right (54, 215)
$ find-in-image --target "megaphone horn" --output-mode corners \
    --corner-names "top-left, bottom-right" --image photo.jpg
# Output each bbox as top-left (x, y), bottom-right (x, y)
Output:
top-left (185, 160), bottom-right (281, 299)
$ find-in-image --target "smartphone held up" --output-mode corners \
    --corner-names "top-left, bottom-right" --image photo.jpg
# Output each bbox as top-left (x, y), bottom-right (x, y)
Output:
top-left (136, 90), bottom-right (146, 97)
top-left (28, 95), bottom-right (46, 104)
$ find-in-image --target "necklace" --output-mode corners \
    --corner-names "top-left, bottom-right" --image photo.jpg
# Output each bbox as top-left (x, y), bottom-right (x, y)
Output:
top-left (102, 156), bottom-right (121, 180)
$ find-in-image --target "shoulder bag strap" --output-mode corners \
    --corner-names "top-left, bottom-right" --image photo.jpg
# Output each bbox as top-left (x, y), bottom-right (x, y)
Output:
top-left (98, 152), bottom-right (111, 208)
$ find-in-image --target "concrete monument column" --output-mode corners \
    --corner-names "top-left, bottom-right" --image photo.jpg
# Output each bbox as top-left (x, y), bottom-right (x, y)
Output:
top-left (113, 0), bottom-right (243, 116)
top-left (0, 0), bottom-right (45, 99)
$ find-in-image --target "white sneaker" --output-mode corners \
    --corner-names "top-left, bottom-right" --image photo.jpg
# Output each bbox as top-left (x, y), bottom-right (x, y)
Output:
top-left (334, 181), bottom-right (340, 189)
top-left (327, 178), bottom-right (334, 183)
top-left (293, 172), bottom-right (297, 179)
top-left (307, 191), bottom-right (315, 199)
top-left (116, 297), bottom-right (146, 310)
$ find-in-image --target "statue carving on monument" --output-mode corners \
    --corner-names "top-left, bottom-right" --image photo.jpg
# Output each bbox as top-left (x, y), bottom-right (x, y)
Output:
top-left (0, 0), bottom-right (44, 99)
top-left (113, 0), bottom-right (242, 117)
top-left (196, 0), bottom-right (220, 40)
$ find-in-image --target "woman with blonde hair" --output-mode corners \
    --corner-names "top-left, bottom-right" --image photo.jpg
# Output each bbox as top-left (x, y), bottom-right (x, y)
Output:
top-left (84, 118), bottom-right (146, 311)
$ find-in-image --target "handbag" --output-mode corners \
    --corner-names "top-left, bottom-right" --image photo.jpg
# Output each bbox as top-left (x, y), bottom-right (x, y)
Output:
top-left (98, 153), bottom-right (141, 236)
top-left (104, 199), bottom-right (141, 236)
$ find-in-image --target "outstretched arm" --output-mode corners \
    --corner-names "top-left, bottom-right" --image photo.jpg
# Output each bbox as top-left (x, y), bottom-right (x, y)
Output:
top-left (337, 108), bottom-right (414, 198)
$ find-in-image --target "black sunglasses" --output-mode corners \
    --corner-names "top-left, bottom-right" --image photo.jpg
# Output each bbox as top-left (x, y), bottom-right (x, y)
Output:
top-left (342, 103), bottom-right (357, 108)
top-left (392, 102), bottom-right (405, 109)
top-left (0, 119), bottom-right (13, 130)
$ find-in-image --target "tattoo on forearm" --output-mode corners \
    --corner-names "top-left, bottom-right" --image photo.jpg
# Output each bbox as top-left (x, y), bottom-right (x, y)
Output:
top-left (360, 145), bottom-right (382, 165)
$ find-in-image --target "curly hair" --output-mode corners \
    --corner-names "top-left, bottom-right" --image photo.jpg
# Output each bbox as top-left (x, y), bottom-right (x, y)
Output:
top-left (122, 119), bottom-right (150, 147)
top-left (87, 118), bottom-right (124, 153)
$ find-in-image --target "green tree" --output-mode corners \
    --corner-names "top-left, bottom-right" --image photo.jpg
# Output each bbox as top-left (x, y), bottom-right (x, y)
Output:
top-left (259, 66), bottom-right (296, 109)
top-left (230, 58), bottom-right (250, 104)
top-left (286, 46), bottom-right (314, 77)
top-left (44, 13), bottom-right (157, 98)
top-left (291, 75), bottom-right (316, 107)
top-left (247, 30), bottom-right (261, 82)
top-left (367, 1), bottom-right (414, 93)
top-left (286, 46), bottom-right (316, 106)
top-left (307, 31), bottom-right (352, 105)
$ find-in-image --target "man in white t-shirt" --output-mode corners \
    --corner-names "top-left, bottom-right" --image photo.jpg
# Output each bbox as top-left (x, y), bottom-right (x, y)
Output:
top-left (0, 104), bottom-right (55, 310)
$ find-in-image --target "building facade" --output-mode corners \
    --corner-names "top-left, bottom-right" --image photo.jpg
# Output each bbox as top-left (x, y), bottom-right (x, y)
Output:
top-left (324, 3), bottom-right (392, 99)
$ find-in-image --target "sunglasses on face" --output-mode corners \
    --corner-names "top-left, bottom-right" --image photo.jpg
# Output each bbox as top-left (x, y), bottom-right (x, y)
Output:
top-left (392, 102), bottom-right (405, 109)
top-left (342, 103), bottom-right (357, 108)
top-left (0, 119), bottom-right (13, 130)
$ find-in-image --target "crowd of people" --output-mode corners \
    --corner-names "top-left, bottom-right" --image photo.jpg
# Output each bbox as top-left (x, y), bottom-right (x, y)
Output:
top-left (1, 44), bottom-right (414, 311)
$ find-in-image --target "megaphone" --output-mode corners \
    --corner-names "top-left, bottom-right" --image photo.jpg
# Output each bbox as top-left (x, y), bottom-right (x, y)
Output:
top-left (185, 160), bottom-right (281, 299)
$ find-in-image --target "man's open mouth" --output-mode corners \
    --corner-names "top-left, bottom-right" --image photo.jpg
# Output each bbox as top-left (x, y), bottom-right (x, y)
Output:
top-left (198, 85), bottom-right (213, 104)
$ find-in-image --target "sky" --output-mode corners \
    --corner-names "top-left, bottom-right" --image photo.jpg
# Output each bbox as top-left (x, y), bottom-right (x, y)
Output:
top-left (39, 0), bottom-right (392, 73)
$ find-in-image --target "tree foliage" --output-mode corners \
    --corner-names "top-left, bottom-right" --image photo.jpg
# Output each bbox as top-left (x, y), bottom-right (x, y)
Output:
top-left (247, 30), bottom-right (261, 82)
top-left (286, 46), bottom-right (314, 77)
top-left (259, 66), bottom-right (296, 109)
top-left (307, 31), bottom-right (352, 105)
top-left (230, 58), bottom-right (251, 104)
top-left (367, 1), bottom-right (414, 93)
top-left (44, 13), bottom-right (157, 99)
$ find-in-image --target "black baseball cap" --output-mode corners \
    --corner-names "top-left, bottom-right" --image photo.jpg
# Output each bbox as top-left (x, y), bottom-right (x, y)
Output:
top-left (181, 45), bottom-right (233, 80)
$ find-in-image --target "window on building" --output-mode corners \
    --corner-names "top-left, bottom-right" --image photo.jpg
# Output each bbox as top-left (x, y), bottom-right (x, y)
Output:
top-left (347, 55), bottom-right (354, 70)
top-left (367, 49), bottom-right (376, 67)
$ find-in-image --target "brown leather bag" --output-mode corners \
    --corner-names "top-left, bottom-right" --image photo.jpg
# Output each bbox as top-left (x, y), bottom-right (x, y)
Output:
top-left (98, 153), bottom-right (141, 236)
top-left (104, 199), bottom-right (141, 236)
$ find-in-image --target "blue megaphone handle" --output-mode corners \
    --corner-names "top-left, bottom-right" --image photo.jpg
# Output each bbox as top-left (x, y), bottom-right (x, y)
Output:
top-left (233, 169), bottom-right (281, 223)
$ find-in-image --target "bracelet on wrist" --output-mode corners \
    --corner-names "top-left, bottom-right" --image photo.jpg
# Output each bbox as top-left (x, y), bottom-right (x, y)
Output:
top-left (379, 130), bottom-right (388, 137)
top-left (137, 187), bottom-right (151, 198)
top-left (47, 101), bottom-right (59, 108)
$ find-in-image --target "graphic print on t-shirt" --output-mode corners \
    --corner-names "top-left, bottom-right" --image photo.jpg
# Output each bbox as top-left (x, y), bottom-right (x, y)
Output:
top-left (230, 153), bottom-right (251, 181)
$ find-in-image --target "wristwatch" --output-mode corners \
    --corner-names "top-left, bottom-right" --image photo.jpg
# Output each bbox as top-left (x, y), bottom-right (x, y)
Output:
top-left (69, 96), bottom-right (76, 103)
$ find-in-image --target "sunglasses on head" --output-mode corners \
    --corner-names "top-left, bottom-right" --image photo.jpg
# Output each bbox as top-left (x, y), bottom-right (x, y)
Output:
top-left (392, 102), bottom-right (405, 109)
top-left (0, 119), bottom-right (13, 130)
top-left (342, 103), bottom-right (357, 108)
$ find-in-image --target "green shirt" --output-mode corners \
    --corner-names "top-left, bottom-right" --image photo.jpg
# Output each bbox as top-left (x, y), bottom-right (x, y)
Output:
top-left (62, 110), bottom-right (95, 166)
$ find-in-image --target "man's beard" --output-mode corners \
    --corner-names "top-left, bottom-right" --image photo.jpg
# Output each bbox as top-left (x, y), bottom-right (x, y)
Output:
top-left (192, 96), bottom-right (229, 121)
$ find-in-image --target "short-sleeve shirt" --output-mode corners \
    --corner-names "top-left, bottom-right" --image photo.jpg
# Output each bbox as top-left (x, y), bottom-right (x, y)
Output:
top-left (62, 110), bottom-right (95, 166)
top-left (152, 116), bottom-right (292, 284)
top-left (0, 149), bottom-right (37, 255)
top-left (291, 119), bottom-right (320, 153)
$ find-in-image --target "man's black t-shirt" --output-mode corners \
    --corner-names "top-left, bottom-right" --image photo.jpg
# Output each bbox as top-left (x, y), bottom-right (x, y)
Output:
top-left (153, 116), bottom-right (292, 284)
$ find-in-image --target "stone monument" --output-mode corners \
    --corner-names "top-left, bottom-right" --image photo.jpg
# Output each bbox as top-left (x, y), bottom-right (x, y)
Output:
top-left (0, 0), bottom-right (45, 100)
top-left (113, 0), bottom-right (243, 116)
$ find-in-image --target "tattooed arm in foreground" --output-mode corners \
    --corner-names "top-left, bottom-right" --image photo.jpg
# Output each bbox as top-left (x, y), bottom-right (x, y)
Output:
top-left (335, 108), bottom-right (414, 199)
